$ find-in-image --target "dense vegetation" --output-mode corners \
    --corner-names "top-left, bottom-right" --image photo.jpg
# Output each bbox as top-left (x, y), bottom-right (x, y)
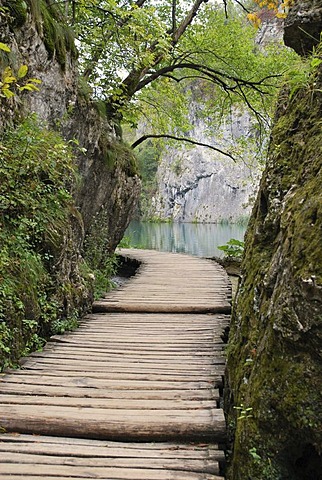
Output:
top-left (0, 114), bottom-right (120, 369)
top-left (0, 116), bottom-right (83, 368)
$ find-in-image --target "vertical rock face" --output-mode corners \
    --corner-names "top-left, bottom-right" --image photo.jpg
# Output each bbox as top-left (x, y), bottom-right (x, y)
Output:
top-left (149, 111), bottom-right (257, 223)
top-left (226, 2), bottom-right (322, 478)
top-left (0, 0), bottom-right (140, 250)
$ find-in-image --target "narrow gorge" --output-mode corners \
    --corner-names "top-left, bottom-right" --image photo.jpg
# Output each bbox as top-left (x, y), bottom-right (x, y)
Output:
top-left (0, 1), bottom-right (321, 479)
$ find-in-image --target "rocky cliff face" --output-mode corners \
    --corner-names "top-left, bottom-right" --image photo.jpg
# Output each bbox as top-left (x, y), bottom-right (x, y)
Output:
top-left (147, 18), bottom-right (283, 224)
top-left (284, 0), bottom-right (322, 55)
top-left (1, 0), bottom-right (140, 250)
top-left (226, 2), bottom-right (322, 478)
top-left (148, 111), bottom-right (257, 223)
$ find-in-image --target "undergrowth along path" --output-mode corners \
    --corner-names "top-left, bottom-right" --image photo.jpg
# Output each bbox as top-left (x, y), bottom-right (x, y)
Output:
top-left (0, 248), bottom-right (231, 479)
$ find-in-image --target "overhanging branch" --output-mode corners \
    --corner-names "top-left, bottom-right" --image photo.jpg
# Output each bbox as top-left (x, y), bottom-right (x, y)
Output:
top-left (131, 134), bottom-right (237, 162)
top-left (135, 62), bottom-right (281, 93)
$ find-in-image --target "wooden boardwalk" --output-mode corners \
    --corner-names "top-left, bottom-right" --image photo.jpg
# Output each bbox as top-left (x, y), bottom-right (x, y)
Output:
top-left (0, 248), bottom-right (231, 479)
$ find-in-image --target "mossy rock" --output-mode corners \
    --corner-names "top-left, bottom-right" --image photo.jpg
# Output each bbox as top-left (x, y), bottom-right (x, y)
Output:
top-left (226, 61), bottom-right (322, 480)
top-left (4, 0), bottom-right (28, 27)
top-left (6, 0), bottom-right (78, 69)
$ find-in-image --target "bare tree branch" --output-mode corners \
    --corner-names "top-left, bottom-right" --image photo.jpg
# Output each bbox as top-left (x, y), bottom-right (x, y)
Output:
top-left (172, 0), bottom-right (208, 44)
top-left (172, 0), bottom-right (177, 36)
top-left (131, 134), bottom-right (237, 162)
top-left (134, 61), bottom-right (280, 94)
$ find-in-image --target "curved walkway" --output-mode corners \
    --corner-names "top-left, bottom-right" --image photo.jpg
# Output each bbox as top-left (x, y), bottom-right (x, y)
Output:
top-left (0, 249), bottom-right (231, 479)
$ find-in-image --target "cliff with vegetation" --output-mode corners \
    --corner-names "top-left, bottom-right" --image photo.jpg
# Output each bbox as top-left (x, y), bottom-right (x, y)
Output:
top-left (0, 0), bottom-right (140, 369)
top-left (226, 1), bottom-right (322, 478)
top-left (145, 108), bottom-right (257, 223)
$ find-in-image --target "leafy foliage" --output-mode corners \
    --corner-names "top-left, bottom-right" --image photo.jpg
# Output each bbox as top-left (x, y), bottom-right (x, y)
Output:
top-left (218, 238), bottom-right (245, 258)
top-left (0, 116), bottom-right (79, 369)
top-left (0, 43), bottom-right (41, 98)
top-left (247, 0), bottom-right (294, 28)
top-left (133, 4), bottom-right (295, 144)
top-left (134, 140), bottom-right (161, 218)
top-left (83, 208), bottom-right (120, 300)
top-left (68, 1), bottom-right (296, 140)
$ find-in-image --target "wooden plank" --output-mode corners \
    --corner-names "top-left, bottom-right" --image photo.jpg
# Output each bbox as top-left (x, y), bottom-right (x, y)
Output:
top-left (0, 471), bottom-right (222, 480)
top-left (0, 434), bottom-right (222, 451)
top-left (0, 395), bottom-right (220, 409)
top-left (8, 370), bottom-right (220, 382)
top-left (0, 383), bottom-right (218, 399)
top-left (1, 375), bottom-right (218, 390)
top-left (92, 303), bottom-right (231, 313)
top-left (0, 452), bottom-right (220, 474)
top-left (0, 435), bottom-right (225, 461)
top-left (0, 405), bottom-right (226, 442)
top-left (18, 360), bottom-right (226, 371)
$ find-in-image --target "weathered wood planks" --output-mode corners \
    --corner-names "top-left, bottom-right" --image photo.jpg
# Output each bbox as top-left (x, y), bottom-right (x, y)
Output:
top-left (0, 434), bottom-right (224, 479)
top-left (0, 248), bottom-right (231, 478)
top-left (93, 248), bottom-right (231, 313)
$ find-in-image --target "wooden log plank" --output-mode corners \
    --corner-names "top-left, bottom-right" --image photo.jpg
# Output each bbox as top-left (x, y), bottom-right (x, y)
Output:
top-left (0, 434), bottom-right (222, 451)
top-left (0, 383), bottom-right (218, 399)
top-left (20, 356), bottom-right (226, 367)
top-left (0, 452), bottom-right (220, 474)
top-left (8, 370), bottom-right (220, 382)
top-left (1, 375), bottom-right (219, 390)
top-left (0, 436), bottom-right (225, 461)
top-left (1, 404), bottom-right (222, 419)
top-left (0, 470), bottom-right (222, 480)
top-left (0, 395), bottom-right (220, 409)
top-left (0, 405), bottom-right (226, 442)
top-left (92, 304), bottom-right (231, 314)
top-left (18, 360), bottom-right (226, 371)
top-left (21, 348), bottom-right (223, 359)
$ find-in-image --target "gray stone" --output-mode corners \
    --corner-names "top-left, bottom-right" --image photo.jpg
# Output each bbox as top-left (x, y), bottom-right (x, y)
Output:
top-left (284, 0), bottom-right (322, 55)
top-left (149, 109), bottom-right (258, 223)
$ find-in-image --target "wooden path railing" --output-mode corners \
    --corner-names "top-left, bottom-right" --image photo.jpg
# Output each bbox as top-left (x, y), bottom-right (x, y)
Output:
top-left (0, 248), bottom-right (231, 479)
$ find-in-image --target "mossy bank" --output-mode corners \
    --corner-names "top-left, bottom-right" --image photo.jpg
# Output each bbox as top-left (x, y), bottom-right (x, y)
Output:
top-left (225, 2), bottom-right (322, 477)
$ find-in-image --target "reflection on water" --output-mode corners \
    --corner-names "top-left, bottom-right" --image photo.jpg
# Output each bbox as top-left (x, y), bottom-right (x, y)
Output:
top-left (124, 220), bottom-right (247, 258)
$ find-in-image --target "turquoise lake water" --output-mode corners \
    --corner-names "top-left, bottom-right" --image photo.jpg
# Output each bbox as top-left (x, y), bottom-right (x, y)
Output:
top-left (124, 220), bottom-right (247, 258)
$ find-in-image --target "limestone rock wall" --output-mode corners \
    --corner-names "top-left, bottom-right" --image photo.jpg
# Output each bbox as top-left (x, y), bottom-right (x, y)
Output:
top-left (1, 0), bottom-right (140, 251)
top-left (284, 0), bottom-right (322, 55)
top-left (149, 111), bottom-right (257, 223)
top-left (226, 2), bottom-right (322, 478)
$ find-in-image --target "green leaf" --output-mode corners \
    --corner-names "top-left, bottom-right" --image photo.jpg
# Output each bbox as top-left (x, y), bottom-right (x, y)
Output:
top-left (17, 65), bottom-right (28, 79)
top-left (0, 42), bottom-right (11, 52)
top-left (19, 84), bottom-right (39, 92)
top-left (310, 57), bottom-right (322, 69)
top-left (1, 88), bottom-right (14, 98)
top-left (29, 78), bottom-right (42, 84)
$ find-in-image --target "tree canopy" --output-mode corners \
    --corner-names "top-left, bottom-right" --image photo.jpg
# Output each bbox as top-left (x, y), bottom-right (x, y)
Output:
top-left (62, 0), bottom-right (295, 156)
top-left (2, 0), bottom-right (296, 154)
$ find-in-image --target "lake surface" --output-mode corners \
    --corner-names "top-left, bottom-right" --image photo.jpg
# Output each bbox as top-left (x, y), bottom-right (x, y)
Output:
top-left (124, 220), bottom-right (247, 258)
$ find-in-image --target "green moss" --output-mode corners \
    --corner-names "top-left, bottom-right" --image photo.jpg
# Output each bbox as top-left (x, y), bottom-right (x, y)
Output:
top-left (4, 0), bottom-right (28, 27)
top-left (101, 138), bottom-right (139, 177)
top-left (78, 77), bottom-right (92, 100)
top-left (18, 0), bottom-right (78, 69)
top-left (226, 66), bottom-right (322, 479)
top-left (95, 100), bottom-right (108, 118)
